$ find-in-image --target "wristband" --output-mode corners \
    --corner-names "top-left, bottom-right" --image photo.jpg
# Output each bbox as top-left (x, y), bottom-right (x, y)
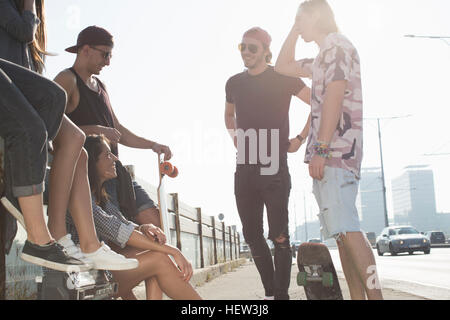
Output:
top-left (313, 141), bottom-right (332, 159)
top-left (296, 135), bottom-right (304, 142)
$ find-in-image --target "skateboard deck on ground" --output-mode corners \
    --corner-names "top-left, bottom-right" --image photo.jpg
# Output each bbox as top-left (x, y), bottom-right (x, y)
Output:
top-left (157, 154), bottom-right (178, 245)
top-left (297, 242), bottom-right (343, 300)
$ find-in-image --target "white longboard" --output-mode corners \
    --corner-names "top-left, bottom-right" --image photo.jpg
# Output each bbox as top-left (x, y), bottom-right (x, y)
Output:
top-left (157, 154), bottom-right (172, 245)
top-left (1, 137), bottom-right (26, 230)
top-left (1, 196), bottom-right (26, 229)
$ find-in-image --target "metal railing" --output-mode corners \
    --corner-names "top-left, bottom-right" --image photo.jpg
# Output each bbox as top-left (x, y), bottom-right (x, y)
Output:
top-left (136, 177), bottom-right (241, 269)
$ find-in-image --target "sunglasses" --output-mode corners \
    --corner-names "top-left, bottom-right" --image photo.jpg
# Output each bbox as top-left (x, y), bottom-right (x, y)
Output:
top-left (89, 46), bottom-right (112, 60)
top-left (238, 43), bottom-right (259, 54)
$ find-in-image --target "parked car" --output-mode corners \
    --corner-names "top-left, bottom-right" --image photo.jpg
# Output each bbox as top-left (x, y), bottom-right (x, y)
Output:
top-left (366, 232), bottom-right (377, 247)
top-left (291, 240), bottom-right (302, 249)
top-left (308, 238), bottom-right (322, 244)
top-left (424, 231), bottom-right (446, 244)
top-left (291, 240), bottom-right (302, 258)
top-left (376, 226), bottom-right (430, 256)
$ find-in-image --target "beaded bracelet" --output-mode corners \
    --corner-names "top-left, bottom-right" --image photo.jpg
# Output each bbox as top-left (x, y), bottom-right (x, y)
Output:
top-left (313, 141), bottom-right (332, 159)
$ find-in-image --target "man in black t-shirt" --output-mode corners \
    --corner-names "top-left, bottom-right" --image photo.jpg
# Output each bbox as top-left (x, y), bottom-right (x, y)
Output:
top-left (224, 27), bottom-right (311, 300)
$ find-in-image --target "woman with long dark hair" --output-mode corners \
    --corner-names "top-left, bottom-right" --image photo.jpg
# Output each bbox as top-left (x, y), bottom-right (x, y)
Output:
top-left (78, 134), bottom-right (202, 300)
top-left (0, 0), bottom-right (47, 72)
top-left (0, 0), bottom-right (138, 271)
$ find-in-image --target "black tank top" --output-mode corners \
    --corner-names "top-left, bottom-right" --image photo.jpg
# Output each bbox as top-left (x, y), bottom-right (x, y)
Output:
top-left (67, 67), bottom-right (118, 155)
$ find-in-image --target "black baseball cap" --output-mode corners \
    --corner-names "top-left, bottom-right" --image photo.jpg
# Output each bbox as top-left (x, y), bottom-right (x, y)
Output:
top-left (65, 26), bottom-right (114, 53)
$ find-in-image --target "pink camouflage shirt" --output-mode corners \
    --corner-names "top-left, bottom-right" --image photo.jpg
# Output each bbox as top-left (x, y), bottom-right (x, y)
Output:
top-left (300, 32), bottom-right (363, 178)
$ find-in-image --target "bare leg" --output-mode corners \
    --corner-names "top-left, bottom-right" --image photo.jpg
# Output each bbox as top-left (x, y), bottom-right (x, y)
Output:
top-left (146, 277), bottom-right (163, 300)
top-left (66, 148), bottom-right (101, 253)
top-left (47, 116), bottom-right (85, 240)
top-left (338, 232), bottom-right (383, 300)
top-left (336, 236), bottom-right (366, 300)
top-left (120, 291), bottom-right (138, 300)
top-left (109, 244), bottom-right (163, 299)
top-left (111, 246), bottom-right (201, 300)
top-left (18, 194), bottom-right (53, 245)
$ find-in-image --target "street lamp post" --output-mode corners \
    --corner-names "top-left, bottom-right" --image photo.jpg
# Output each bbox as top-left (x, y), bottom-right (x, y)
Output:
top-left (377, 119), bottom-right (389, 228)
top-left (365, 115), bottom-right (412, 227)
top-left (404, 34), bottom-right (450, 46)
top-left (303, 192), bottom-right (308, 242)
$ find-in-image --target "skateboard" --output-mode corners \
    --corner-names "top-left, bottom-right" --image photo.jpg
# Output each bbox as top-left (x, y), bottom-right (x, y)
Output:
top-left (37, 267), bottom-right (117, 300)
top-left (157, 154), bottom-right (178, 245)
top-left (297, 242), bottom-right (343, 300)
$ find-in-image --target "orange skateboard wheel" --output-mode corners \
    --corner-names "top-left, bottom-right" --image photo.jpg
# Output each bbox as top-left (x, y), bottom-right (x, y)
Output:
top-left (168, 166), bottom-right (178, 178)
top-left (160, 161), bottom-right (173, 175)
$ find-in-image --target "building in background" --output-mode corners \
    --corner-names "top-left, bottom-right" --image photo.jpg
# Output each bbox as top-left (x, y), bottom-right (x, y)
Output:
top-left (293, 220), bottom-right (321, 242)
top-left (391, 165), bottom-right (438, 231)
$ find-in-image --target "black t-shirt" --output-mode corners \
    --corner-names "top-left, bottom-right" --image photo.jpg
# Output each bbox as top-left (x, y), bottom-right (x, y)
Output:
top-left (225, 66), bottom-right (305, 165)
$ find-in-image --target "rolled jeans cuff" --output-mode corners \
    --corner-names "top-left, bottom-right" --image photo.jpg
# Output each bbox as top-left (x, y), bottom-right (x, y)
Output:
top-left (137, 201), bottom-right (157, 213)
top-left (12, 181), bottom-right (44, 198)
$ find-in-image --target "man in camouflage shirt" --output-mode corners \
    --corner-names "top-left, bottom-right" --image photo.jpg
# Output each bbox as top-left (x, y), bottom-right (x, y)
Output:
top-left (276, 0), bottom-right (383, 300)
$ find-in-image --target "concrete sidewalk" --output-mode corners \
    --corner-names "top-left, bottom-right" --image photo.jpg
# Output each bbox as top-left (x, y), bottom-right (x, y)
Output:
top-left (133, 259), bottom-right (427, 300)
top-left (193, 260), bottom-right (426, 300)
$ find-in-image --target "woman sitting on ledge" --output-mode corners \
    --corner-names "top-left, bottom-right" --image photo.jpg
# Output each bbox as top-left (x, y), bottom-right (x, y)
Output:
top-left (67, 134), bottom-right (201, 300)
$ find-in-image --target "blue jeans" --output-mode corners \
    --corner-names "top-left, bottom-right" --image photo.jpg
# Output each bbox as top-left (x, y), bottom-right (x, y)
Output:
top-left (104, 178), bottom-right (156, 219)
top-left (0, 58), bottom-right (66, 198)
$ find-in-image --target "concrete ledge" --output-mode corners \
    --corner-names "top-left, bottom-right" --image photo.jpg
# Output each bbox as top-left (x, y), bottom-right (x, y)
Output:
top-left (190, 258), bottom-right (247, 288)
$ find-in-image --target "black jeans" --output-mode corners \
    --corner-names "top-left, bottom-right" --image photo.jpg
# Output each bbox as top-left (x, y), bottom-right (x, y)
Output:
top-left (0, 58), bottom-right (66, 198)
top-left (234, 164), bottom-right (292, 299)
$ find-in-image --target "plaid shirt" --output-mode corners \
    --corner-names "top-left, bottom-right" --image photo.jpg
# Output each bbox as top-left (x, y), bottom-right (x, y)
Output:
top-left (67, 197), bottom-right (138, 248)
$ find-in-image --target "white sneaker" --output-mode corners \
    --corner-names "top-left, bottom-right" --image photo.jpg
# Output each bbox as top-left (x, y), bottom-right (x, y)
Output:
top-left (83, 242), bottom-right (139, 271)
top-left (57, 234), bottom-right (94, 269)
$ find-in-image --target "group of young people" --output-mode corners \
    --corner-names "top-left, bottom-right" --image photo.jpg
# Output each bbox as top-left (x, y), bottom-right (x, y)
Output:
top-left (0, 0), bottom-right (383, 300)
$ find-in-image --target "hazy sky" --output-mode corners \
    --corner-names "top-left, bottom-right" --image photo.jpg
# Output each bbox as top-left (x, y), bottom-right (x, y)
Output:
top-left (43, 0), bottom-right (450, 235)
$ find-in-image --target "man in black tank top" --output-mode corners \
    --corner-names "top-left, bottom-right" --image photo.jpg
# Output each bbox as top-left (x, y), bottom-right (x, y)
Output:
top-left (54, 26), bottom-right (169, 232)
top-left (225, 27), bottom-right (311, 300)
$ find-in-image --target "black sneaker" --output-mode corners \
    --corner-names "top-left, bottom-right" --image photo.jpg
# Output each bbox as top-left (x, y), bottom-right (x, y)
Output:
top-left (21, 240), bottom-right (91, 272)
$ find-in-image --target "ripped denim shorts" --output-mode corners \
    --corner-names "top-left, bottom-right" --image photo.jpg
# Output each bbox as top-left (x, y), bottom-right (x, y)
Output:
top-left (312, 166), bottom-right (361, 241)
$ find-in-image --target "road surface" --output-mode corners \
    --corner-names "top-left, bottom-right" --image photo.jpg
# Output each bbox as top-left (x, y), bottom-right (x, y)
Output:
top-left (329, 247), bottom-right (450, 300)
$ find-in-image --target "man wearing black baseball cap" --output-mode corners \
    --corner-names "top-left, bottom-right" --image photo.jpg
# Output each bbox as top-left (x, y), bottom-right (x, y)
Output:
top-left (54, 27), bottom-right (172, 298)
top-left (65, 25), bottom-right (114, 54)
top-left (62, 25), bottom-right (114, 76)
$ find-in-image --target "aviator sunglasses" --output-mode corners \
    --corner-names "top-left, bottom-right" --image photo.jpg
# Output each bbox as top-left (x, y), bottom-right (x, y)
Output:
top-left (89, 46), bottom-right (113, 60)
top-left (238, 43), bottom-right (259, 54)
